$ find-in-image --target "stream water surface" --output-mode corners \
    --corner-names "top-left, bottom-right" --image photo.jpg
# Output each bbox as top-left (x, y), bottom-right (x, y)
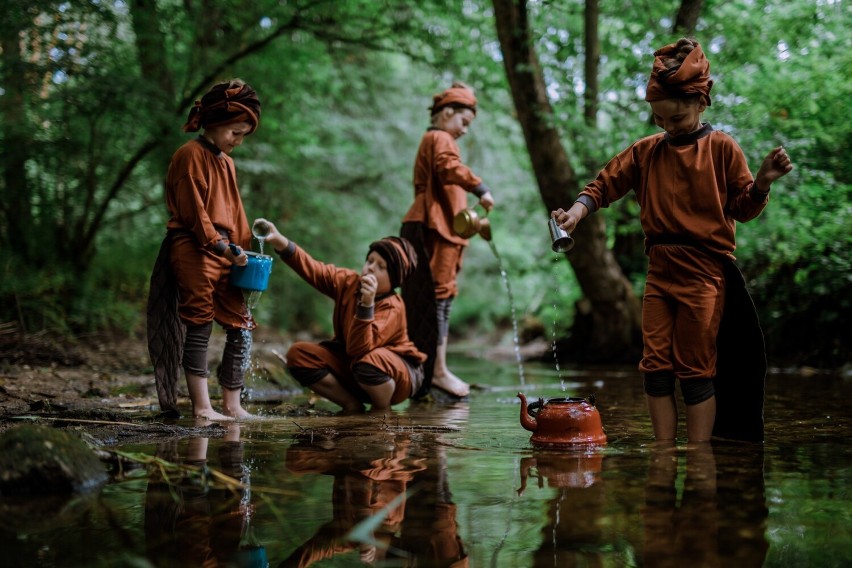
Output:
top-left (2, 356), bottom-right (850, 567)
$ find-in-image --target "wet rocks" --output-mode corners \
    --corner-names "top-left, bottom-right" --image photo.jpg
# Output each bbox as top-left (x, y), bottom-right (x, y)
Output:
top-left (0, 424), bottom-right (108, 495)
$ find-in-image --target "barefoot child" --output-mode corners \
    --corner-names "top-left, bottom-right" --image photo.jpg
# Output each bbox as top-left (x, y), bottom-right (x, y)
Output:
top-left (147, 79), bottom-right (261, 420)
top-left (400, 82), bottom-right (495, 398)
top-left (551, 39), bottom-right (792, 442)
top-left (257, 219), bottom-right (427, 413)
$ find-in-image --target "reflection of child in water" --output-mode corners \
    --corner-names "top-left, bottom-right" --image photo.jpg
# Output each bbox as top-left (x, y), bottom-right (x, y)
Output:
top-left (283, 427), bottom-right (467, 567)
top-left (144, 425), bottom-right (264, 566)
top-left (642, 442), bottom-right (768, 567)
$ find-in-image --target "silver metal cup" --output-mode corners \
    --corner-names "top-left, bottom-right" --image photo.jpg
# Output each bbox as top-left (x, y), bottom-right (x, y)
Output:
top-left (548, 218), bottom-right (575, 253)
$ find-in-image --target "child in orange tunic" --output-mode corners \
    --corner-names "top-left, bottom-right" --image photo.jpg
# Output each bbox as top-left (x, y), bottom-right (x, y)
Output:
top-left (401, 82), bottom-right (495, 398)
top-left (552, 39), bottom-right (792, 442)
top-left (148, 79), bottom-right (260, 421)
top-left (256, 218), bottom-right (427, 413)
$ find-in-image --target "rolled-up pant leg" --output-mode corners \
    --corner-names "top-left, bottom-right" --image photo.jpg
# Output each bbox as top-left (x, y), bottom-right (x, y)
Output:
top-left (287, 342), bottom-right (415, 405)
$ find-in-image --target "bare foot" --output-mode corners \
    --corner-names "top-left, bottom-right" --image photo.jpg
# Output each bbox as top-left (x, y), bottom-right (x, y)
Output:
top-left (337, 404), bottom-right (366, 416)
top-left (224, 407), bottom-right (257, 420)
top-left (193, 408), bottom-right (233, 421)
top-left (431, 370), bottom-right (470, 398)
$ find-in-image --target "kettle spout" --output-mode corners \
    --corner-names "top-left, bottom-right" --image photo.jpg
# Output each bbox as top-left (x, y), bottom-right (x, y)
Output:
top-left (518, 392), bottom-right (538, 432)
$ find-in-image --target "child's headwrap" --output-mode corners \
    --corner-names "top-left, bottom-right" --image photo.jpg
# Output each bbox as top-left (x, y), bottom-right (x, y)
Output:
top-left (183, 79), bottom-right (262, 133)
top-left (645, 40), bottom-right (713, 106)
top-left (367, 237), bottom-right (418, 290)
top-left (430, 84), bottom-right (477, 116)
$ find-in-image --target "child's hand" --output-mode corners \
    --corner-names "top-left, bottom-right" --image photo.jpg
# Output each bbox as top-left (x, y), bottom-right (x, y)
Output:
top-left (360, 274), bottom-right (377, 307)
top-left (253, 217), bottom-right (289, 252)
top-left (755, 146), bottom-right (793, 190)
top-left (479, 191), bottom-right (495, 213)
top-left (226, 244), bottom-right (248, 266)
top-left (551, 202), bottom-right (588, 234)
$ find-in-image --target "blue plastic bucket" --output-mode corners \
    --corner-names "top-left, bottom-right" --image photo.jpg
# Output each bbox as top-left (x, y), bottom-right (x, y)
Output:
top-left (230, 251), bottom-right (273, 292)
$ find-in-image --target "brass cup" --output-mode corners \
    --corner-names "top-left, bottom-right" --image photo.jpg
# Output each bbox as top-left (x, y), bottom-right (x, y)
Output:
top-left (453, 208), bottom-right (492, 241)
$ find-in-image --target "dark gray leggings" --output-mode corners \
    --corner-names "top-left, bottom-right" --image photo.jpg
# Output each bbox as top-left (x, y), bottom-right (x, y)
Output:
top-left (183, 322), bottom-right (251, 390)
top-left (436, 297), bottom-right (453, 340)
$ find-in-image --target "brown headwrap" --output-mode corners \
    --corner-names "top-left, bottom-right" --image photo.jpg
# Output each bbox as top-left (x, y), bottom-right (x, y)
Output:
top-left (645, 39), bottom-right (713, 106)
top-left (183, 79), bottom-right (262, 133)
top-left (368, 237), bottom-right (418, 290)
top-left (430, 84), bottom-right (477, 116)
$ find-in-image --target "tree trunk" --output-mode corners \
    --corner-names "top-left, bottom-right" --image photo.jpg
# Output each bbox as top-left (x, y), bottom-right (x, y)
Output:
top-left (674, 0), bottom-right (705, 34)
top-left (0, 15), bottom-right (34, 259)
top-left (492, 0), bottom-right (641, 363)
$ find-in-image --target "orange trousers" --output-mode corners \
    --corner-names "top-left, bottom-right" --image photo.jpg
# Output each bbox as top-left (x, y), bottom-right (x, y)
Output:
top-left (639, 245), bottom-right (725, 381)
top-left (287, 341), bottom-right (414, 405)
top-left (423, 229), bottom-right (465, 300)
top-left (169, 233), bottom-right (254, 330)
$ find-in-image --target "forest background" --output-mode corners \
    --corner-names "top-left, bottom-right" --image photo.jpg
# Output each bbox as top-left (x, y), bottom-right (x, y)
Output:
top-left (1, 0), bottom-right (849, 372)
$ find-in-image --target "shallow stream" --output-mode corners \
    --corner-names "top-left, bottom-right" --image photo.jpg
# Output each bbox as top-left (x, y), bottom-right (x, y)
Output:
top-left (2, 356), bottom-right (850, 567)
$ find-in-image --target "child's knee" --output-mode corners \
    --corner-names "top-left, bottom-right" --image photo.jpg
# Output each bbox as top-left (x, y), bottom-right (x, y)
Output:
top-left (352, 362), bottom-right (392, 387)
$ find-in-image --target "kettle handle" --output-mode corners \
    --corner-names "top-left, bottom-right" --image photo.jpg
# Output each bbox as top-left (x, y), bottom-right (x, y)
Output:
top-left (526, 398), bottom-right (544, 419)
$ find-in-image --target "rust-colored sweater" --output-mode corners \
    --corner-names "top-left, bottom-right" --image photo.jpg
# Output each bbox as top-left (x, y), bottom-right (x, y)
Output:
top-left (402, 128), bottom-right (485, 246)
top-left (577, 125), bottom-right (768, 258)
top-left (280, 243), bottom-right (426, 363)
top-left (165, 137), bottom-right (251, 250)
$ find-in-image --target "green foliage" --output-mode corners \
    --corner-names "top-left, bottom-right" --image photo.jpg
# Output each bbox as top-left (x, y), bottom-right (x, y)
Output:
top-left (0, 0), bottom-right (848, 367)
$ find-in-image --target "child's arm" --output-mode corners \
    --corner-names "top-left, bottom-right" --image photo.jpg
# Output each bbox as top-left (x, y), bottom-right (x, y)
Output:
top-left (255, 218), bottom-right (290, 253)
top-left (551, 201), bottom-right (590, 234)
top-left (254, 217), bottom-right (340, 297)
top-left (754, 146), bottom-right (793, 195)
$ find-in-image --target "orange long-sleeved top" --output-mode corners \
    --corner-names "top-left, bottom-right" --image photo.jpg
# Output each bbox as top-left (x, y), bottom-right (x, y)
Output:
top-left (577, 125), bottom-right (768, 258)
top-left (402, 128), bottom-right (485, 246)
top-left (280, 243), bottom-right (427, 363)
top-left (165, 138), bottom-right (251, 250)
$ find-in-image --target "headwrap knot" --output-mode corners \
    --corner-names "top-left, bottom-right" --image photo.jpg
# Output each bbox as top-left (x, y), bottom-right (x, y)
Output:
top-left (430, 84), bottom-right (477, 116)
top-left (367, 237), bottom-right (418, 290)
top-left (182, 79), bottom-right (261, 133)
top-left (644, 40), bottom-right (713, 106)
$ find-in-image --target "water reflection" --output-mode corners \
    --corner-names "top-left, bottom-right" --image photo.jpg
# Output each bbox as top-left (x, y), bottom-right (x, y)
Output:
top-left (517, 449), bottom-right (615, 567)
top-left (643, 442), bottom-right (768, 567)
top-left (2, 365), bottom-right (847, 566)
top-left (144, 424), bottom-right (268, 568)
top-left (282, 408), bottom-right (468, 567)
top-left (511, 440), bottom-right (769, 567)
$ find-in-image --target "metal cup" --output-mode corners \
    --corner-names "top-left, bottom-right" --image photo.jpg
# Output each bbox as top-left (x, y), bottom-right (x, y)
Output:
top-left (252, 219), bottom-right (271, 240)
top-left (548, 218), bottom-right (575, 253)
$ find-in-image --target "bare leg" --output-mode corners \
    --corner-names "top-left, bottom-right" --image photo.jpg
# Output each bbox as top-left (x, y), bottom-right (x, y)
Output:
top-left (186, 436), bottom-right (209, 461)
top-left (431, 337), bottom-right (470, 397)
top-left (685, 396), bottom-right (716, 443)
top-left (360, 380), bottom-right (396, 412)
top-left (186, 373), bottom-right (232, 421)
top-left (646, 394), bottom-right (678, 441)
top-left (310, 373), bottom-right (365, 414)
top-left (222, 387), bottom-right (255, 419)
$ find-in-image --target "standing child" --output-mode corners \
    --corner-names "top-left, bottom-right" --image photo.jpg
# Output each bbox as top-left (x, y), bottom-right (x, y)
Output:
top-left (400, 82), bottom-right (495, 398)
top-left (551, 39), bottom-right (792, 442)
top-left (147, 79), bottom-right (261, 421)
top-left (256, 218), bottom-right (427, 414)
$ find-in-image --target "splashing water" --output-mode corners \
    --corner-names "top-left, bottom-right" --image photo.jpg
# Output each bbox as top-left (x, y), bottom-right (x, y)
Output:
top-left (487, 240), bottom-right (525, 385)
top-left (551, 253), bottom-right (568, 391)
top-left (552, 303), bottom-right (566, 391)
top-left (244, 290), bottom-right (264, 312)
